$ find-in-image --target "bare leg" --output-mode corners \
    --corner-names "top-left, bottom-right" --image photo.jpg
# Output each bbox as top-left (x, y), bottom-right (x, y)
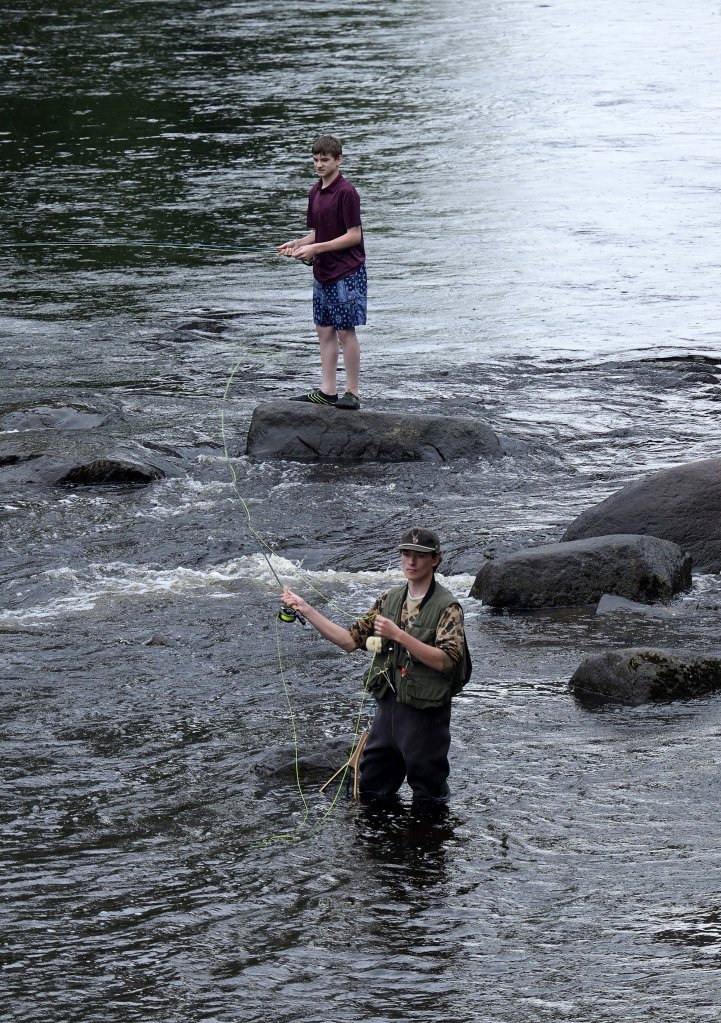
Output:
top-left (316, 325), bottom-right (340, 396)
top-left (338, 328), bottom-right (360, 396)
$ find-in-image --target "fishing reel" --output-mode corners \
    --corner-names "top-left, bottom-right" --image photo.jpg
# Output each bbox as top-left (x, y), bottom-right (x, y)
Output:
top-left (278, 603), bottom-right (305, 625)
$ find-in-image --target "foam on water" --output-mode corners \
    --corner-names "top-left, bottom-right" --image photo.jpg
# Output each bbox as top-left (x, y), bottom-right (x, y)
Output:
top-left (0, 553), bottom-right (478, 625)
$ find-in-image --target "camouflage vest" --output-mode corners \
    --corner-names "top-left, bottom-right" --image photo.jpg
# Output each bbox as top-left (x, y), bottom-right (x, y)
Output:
top-left (368, 579), bottom-right (472, 709)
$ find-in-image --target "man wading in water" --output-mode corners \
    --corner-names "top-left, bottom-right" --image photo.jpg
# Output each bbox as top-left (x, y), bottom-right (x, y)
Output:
top-left (281, 528), bottom-right (471, 810)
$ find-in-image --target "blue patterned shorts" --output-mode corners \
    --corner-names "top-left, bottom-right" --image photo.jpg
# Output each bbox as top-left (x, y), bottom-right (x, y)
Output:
top-left (313, 263), bottom-right (367, 330)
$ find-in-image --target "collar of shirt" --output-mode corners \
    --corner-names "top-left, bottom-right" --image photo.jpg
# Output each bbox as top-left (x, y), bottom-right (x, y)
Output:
top-left (316, 172), bottom-right (344, 194)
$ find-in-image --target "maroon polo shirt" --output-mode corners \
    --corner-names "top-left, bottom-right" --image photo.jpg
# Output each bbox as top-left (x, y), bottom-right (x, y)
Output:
top-left (306, 172), bottom-right (365, 285)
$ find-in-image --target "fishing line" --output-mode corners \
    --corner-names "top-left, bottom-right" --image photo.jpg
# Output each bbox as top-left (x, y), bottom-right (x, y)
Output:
top-left (7, 231), bottom-right (373, 837)
top-left (316, 660), bottom-right (374, 820)
top-left (259, 619), bottom-right (376, 846)
top-left (0, 240), bottom-right (273, 252)
top-left (267, 614), bottom-right (311, 842)
top-left (220, 350), bottom-right (376, 842)
top-left (220, 358), bottom-right (360, 622)
top-left (220, 358), bottom-right (285, 591)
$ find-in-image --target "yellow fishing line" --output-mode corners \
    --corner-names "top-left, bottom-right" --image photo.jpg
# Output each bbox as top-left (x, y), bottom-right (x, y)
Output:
top-left (220, 357), bottom-right (360, 619)
top-left (266, 615), bottom-right (311, 842)
top-left (221, 357), bottom-right (378, 843)
top-left (316, 655), bottom-right (376, 821)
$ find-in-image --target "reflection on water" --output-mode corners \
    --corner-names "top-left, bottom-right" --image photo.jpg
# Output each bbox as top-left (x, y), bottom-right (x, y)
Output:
top-left (2, 1), bottom-right (721, 1021)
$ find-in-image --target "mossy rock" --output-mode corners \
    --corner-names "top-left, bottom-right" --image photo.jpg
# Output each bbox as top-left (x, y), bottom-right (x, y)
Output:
top-left (570, 647), bottom-right (721, 707)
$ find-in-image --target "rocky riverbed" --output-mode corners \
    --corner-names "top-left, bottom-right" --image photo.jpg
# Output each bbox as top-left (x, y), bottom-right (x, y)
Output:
top-left (3, 2), bottom-right (721, 1021)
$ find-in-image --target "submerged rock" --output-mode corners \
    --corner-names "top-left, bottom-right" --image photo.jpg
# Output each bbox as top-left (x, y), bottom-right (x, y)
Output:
top-left (246, 400), bottom-right (506, 463)
top-left (562, 457), bottom-right (721, 572)
top-left (569, 648), bottom-right (721, 706)
top-left (55, 458), bottom-right (166, 486)
top-left (252, 736), bottom-right (356, 790)
top-left (0, 405), bottom-right (107, 432)
top-left (595, 593), bottom-right (683, 617)
top-left (0, 446), bottom-right (180, 486)
top-left (470, 534), bottom-right (691, 609)
top-left (0, 401), bottom-right (179, 487)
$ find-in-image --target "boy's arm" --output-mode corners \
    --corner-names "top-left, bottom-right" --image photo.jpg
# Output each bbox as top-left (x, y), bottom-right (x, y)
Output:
top-left (372, 604), bottom-right (464, 674)
top-left (277, 229), bottom-right (316, 255)
top-left (281, 588), bottom-right (358, 652)
top-left (293, 225), bottom-right (361, 262)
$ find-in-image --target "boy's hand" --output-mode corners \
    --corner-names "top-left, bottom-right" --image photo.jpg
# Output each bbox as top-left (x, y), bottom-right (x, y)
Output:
top-left (281, 588), bottom-right (308, 616)
top-left (373, 615), bottom-right (402, 643)
top-left (292, 244), bottom-right (316, 262)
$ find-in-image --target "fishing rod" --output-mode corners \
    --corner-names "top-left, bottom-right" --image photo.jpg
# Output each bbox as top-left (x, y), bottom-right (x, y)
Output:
top-left (0, 240), bottom-right (272, 252)
top-left (0, 240), bottom-right (316, 264)
top-left (3, 237), bottom-right (311, 612)
top-left (4, 236), bottom-right (309, 619)
top-left (4, 237), bottom-right (306, 615)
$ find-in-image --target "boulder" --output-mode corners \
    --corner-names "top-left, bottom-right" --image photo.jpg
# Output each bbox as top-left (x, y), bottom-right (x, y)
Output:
top-left (245, 401), bottom-right (506, 463)
top-left (54, 457), bottom-right (167, 486)
top-left (569, 648), bottom-right (721, 706)
top-left (252, 736), bottom-right (356, 795)
top-left (0, 446), bottom-right (180, 486)
top-left (0, 402), bottom-right (180, 487)
top-left (562, 458), bottom-right (721, 572)
top-left (469, 534), bottom-right (691, 609)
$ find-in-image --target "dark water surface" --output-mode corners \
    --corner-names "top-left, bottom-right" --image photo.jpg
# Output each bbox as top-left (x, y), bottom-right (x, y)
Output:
top-left (2, 2), bottom-right (721, 1021)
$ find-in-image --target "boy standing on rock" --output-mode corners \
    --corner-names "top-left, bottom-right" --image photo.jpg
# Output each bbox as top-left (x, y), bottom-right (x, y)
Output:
top-left (277, 135), bottom-right (366, 411)
top-left (281, 528), bottom-right (472, 809)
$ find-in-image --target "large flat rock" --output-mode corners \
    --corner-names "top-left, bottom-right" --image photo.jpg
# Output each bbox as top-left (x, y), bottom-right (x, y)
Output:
top-left (562, 457), bottom-right (721, 572)
top-left (245, 401), bottom-right (506, 463)
top-left (469, 534), bottom-right (692, 609)
top-left (0, 405), bottom-right (107, 432)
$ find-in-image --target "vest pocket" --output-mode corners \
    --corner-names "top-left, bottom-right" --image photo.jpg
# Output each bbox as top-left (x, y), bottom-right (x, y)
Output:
top-left (397, 665), bottom-right (451, 707)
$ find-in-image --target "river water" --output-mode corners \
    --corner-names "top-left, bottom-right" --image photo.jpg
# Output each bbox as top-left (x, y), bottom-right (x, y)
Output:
top-left (2, 1), bottom-right (721, 1021)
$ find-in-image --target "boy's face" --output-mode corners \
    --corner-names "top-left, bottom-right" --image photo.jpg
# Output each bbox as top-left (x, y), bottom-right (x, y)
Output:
top-left (400, 549), bottom-right (441, 590)
top-left (312, 150), bottom-right (342, 182)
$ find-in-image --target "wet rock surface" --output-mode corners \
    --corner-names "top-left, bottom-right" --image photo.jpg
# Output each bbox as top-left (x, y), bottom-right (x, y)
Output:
top-left (0, 402), bottom-right (180, 486)
top-left (252, 735), bottom-right (355, 792)
top-left (594, 593), bottom-right (684, 617)
top-left (470, 534), bottom-right (692, 609)
top-left (0, 405), bottom-right (107, 432)
top-left (570, 647), bottom-right (721, 706)
top-left (562, 458), bottom-right (721, 572)
top-left (246, 400), bottom-right (507, 463)
top-left (0, 443), bottom-right (181, 486)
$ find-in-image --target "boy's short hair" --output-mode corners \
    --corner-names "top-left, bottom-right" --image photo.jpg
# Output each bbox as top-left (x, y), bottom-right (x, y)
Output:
top-left (312, 135), bottom-right (343, 159)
